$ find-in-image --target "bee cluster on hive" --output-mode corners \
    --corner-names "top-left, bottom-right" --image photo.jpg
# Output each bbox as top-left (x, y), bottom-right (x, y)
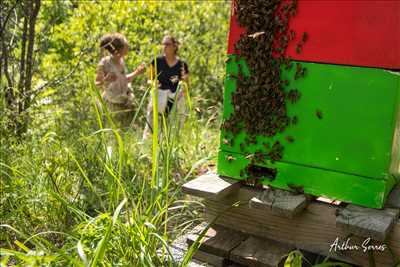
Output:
top-left (221, 0), bottom-right (308, 185)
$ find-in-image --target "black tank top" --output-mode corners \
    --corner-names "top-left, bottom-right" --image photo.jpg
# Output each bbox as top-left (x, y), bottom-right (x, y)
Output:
top-left (151, 56), bottom-right (189, 93)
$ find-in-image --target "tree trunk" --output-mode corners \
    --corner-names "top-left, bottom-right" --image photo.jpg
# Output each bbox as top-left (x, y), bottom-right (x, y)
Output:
top-left (1, 0), bottom-right (41, 137)
top-left (17, 2), bottom-right (28, 109)
top-left (1, 4), bottom-right (15, 107)
top-left (24, 0), bottom-right (41, 111)
top-left (15, 0), bottom-right (41, 136)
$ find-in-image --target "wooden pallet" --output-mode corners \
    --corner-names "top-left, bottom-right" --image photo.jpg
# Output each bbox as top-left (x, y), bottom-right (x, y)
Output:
top-left (182, 173), bottom-right (400, 267)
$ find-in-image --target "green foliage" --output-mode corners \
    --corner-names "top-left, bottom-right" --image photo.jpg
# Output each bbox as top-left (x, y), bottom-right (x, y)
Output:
top-left (33, 1), bottom-right (230, 139)
top-left (1, 78), bottom-right (218, 266)
top-left (1, 2), bottom-right (350, 266)
top-left (2, 2), bottom-right (228, 265)
top-left (285, 250), bottom-right (304, 267)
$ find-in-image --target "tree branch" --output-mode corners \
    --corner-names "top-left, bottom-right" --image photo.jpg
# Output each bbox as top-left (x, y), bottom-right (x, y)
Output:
top-left (0, 0), bottom-right (20, 37)
top-left (30, 48), bottom-right (88, 101)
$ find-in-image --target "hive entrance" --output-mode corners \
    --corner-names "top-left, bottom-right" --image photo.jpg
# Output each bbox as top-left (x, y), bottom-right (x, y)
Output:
top-left (246, 165), bottom-right (277, 180)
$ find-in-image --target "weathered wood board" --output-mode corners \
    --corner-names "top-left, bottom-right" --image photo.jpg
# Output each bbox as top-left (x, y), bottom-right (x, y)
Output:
top-left (230, 236), bottom-right (293, 267)
top-left (249, 188), bottom-right (309, 219)
top-left (204, 186), bottom-right (400, 267)
top-left (186, 223), bottom-right (248, 258)
top-left (386, 183), bottom-right (400, 209)
top-left (336, 204), bottom-right (399, 241)
top-left (182, 173), bottom-right (239, 200)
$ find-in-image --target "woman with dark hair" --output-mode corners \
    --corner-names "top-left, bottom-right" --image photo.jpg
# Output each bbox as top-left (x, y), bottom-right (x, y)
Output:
top-left (143, 35), bottom-right (190, 139)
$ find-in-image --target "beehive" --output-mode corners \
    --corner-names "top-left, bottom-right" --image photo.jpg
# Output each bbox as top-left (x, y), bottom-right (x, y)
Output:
top-left (218, 0), bottom-right (400, 208)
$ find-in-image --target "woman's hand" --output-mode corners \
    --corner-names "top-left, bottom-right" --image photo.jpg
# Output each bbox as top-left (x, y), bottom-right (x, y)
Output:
top-left (95, 70), bottom-right (116, 87)
top-left (147, 79), bottom-right (161, 88)
top-left (181, 68), bottom-right (189, 81)
top-left (135, 63), bottom-right (146, 74)
top-left (104, 73), bottom-right (117, 82)
top-left (126, 63), bottom-right (146, 82)
top-left (178, 88), bottom-right (185, 99)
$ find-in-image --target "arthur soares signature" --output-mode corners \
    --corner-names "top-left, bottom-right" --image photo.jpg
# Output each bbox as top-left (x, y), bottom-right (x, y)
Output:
top-left (329, 237), bottom-right (387, 253)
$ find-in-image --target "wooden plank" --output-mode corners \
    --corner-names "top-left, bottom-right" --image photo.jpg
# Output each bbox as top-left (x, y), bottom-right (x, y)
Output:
top-left (203, 186), bottom-right (400, 267)
top-left (167, 224), bottom-right (225, 267)
top-left (159, 240), bottom-right (209, 267)
top-left (186, 223), bottom-right (248, 258)
top-left (193, 250), bottom-right (225, 267)
top-left (249, 188), bottom-right (309, 219)
top-left (230, 236), bottom-right (293, 267)
top-left (336, 204), bottom-right (400, 241)
top-left (182, 173), bottom-right (239, 200)
top-left (385, 183), bottom-right (400, 209)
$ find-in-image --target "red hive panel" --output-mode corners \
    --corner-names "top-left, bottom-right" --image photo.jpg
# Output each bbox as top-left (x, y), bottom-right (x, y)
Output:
top-left (227, 0), bottom-right (400, 69)
top-left (227, 13), bottom-right (245, 55)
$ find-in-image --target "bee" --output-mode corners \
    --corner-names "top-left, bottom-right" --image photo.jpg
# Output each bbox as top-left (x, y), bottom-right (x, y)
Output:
top-left (292, 116), bottom-right (298, 125)
top-left (248, 31), bottom-right (265, 39)
top-left (294, 63), bottom-right (306, 80)
top-left (289, 30), bottom-right (296, 40)
top-left (295, 44), bottom-right (302, 54)
top-left (287, 183), bottom-right (304, 195)
top-left (245, 154), bottom-right (254, 160)
top-left (281, 80), bottom-right (289, 86)
top-left (226, 155), bottom-right (236, 162)
top-left (316, 109), bottom-right (323, 119)
top-left (287, 89), bottom-right (301, 104)
top-left (285, 136), bottom-right (295, 143)
top-left (285, 61), bottom-right (293, 70)
top-left (302, 32), bottom-right (308, 43)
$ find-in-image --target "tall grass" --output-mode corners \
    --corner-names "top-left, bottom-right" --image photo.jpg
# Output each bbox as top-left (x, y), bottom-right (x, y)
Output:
top-left (0, 67), bottom-right (219, 266)
top-left (0, 77), bottom-right (359, 267)
top-left (0, 54), bottom-right (346, 267)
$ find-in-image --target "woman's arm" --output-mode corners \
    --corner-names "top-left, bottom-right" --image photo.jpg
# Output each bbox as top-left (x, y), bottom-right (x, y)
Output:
top-left (126, 63), bottom-right (146, 83)
top-left (95, 67), bottom-right (116, 87)
top-left (95, 69), bottom-right (105, 87)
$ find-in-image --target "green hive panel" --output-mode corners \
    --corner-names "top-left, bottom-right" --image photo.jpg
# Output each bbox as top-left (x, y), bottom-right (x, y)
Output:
top-left (218, 55), bottom-right (400, 208)
top-left (218, 151), bottom-right (397, 209)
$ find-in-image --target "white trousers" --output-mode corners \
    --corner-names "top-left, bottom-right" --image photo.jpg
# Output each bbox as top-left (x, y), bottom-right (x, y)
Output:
top-left (143, 89), bottom-right (187, 139)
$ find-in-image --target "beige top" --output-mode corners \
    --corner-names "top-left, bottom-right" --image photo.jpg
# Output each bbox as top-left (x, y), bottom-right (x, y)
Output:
top-left (97, 56), bottom-right (133, 104)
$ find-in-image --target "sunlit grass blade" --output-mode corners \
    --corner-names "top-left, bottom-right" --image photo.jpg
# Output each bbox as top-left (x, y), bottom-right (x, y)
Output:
top-left (89, 198), bottom-right (127, 267)
top-left (151, 46), bottom-right (159, 190)
top-left (178, 81), bottom-right (192, 112)
top-left (14, 240), bottom-right (30, 253)
top-left (77, 240), bottom-right (88, 266)
top-left (130, 86), bottom-right (151, 129)
top-left (284, 250), bottom-right (303, 267)
top-left (66, 147), bottom-right (105, 210)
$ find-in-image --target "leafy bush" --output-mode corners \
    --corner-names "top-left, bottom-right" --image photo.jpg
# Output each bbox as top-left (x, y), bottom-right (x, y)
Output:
top-left (1, 1), bottom-right (228, 266)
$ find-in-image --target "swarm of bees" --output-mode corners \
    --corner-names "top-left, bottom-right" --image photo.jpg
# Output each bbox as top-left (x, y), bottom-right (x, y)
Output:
top-left (222, 0), bottom-right (308, 183)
